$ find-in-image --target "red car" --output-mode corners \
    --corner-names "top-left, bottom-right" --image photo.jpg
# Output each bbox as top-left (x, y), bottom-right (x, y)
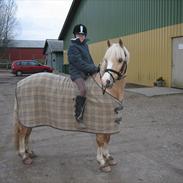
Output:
top-left (11, 60), bottom-right (54, 76)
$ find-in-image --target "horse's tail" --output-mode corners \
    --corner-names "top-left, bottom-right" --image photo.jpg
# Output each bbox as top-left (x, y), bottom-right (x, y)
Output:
top-left (14, 121), bottom-right (20, 150)
top-left (14, 87), bottom-right (19, 150)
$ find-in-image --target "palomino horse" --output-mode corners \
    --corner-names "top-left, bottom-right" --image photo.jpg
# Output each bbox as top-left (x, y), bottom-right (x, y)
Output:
top-left (14, 39), bottom-right (129, 172)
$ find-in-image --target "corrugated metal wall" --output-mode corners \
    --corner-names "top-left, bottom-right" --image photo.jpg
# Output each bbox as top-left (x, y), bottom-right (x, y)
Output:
top-left (63, 0), bottom-right (183, 49)
top-left (122, 24), bottom-right (183, 86)
top-left (89, 23), bottom-right (183, 87)
top-left (62, 0), bottom-right (183, 87)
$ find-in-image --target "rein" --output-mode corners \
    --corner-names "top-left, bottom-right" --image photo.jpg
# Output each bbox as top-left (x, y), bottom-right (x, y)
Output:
top-left (98, 71), bottom-right (107, 95)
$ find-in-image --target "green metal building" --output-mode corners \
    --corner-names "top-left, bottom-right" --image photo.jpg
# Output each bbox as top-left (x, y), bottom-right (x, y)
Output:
top-left (59, 0), bottom-right (183, 88)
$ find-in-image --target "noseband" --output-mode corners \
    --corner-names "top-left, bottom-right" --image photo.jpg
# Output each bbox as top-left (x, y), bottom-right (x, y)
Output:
top-left (101, 61), bottom-right (127, 94)
top-left (104, 61), bottom-right (127, 82)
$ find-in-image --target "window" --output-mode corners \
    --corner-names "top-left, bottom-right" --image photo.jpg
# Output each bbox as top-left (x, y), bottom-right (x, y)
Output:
top-left (21, 61), bottom-right (28, 66)
top-left (16, 62), bottom-right (21, 66)
top-left (30, 61), bottom-right (39, 66)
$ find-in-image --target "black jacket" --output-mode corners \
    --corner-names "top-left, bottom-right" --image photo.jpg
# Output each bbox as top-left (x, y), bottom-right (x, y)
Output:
top-left (68, 38), bottom-right (98, 81)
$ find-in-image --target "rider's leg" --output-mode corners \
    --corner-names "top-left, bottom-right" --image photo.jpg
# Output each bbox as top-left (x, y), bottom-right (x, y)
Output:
top-left (74, 78), bottom-right (87, 128)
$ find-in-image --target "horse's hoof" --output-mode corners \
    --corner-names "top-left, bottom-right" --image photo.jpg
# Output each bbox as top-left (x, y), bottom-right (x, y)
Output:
top-left (107, 156), bottom-right (117, 166)
top-left (99, 164), bottom-right (111, 173)
top-left (27, 151), bottom-right (37, 159)
top-left (23, 157), bottom-right (33, 165)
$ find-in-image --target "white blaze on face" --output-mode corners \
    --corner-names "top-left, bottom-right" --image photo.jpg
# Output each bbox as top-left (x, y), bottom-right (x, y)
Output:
top-left (101, 59), bottom-right (113, 86)
top-left (101, 43), bottom-right (128, 87)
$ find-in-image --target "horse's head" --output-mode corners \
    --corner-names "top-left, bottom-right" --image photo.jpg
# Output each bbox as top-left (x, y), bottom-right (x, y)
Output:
top-left (100, 39), bottom-right (130, 88)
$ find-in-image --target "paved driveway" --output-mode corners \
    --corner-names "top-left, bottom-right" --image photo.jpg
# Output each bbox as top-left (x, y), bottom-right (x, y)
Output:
top-left (0, 71), bottom-right (183, 183)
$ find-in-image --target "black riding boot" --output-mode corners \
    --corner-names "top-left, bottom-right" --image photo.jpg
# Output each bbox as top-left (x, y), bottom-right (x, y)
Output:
top-left (75, 96), bottom-right (86, 128)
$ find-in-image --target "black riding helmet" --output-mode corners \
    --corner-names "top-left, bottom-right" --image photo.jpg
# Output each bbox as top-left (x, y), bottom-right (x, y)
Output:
top-left (73, 24), bottom-right (87, 36)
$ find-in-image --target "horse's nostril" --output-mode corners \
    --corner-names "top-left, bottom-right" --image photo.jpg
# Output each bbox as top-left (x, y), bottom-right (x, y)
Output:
top-left (106, 80), bottom-right (110, 84)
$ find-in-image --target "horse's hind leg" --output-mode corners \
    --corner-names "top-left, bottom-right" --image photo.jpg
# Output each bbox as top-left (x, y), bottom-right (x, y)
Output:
top-left (15, 122), bottom-right (33, 165)
top-left (25, 128), bottom-right (37, 159)
top-left (96, 134), bottom-right (111, 172)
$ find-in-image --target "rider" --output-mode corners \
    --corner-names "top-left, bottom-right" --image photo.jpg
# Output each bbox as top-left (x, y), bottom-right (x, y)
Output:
top-left (68, 24), bottom-right (99, 128)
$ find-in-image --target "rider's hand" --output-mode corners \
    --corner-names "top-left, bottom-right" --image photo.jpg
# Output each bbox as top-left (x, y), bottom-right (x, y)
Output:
top-left (97, 64), bottom-right (100, 72)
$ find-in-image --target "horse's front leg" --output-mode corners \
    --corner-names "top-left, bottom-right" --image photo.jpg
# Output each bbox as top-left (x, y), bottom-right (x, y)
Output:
top-left (102, 134), bottom-right (117, 166)
top-left (96, 134), bottom-right (111, 172)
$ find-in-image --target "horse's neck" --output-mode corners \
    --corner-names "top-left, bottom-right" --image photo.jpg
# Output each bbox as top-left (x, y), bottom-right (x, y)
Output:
top-left (93, 74), bottom-right (126, 101)
top-left (107, 79), bottom-right (126, 101)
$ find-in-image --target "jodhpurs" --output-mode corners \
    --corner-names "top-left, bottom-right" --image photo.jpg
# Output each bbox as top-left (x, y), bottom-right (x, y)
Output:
top-left (74, 78), bottom-right (86, 96)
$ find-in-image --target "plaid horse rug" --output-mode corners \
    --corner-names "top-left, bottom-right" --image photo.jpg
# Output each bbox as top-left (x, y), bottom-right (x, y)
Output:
top-left (15, 73), bottom-right (123, 134)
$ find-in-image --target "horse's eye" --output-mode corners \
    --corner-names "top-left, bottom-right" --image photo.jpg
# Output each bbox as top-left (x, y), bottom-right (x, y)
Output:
top-left (118, 58), bottom-right (123, 63)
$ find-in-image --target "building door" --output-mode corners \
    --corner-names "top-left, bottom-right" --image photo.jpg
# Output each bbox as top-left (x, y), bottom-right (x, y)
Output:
top-left (51, 54), bottom-right (57, 70)
top-left (172, 37), bottom-right (183, 88)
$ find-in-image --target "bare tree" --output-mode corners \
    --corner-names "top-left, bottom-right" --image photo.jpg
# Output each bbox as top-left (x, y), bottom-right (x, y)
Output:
top-left (0, 0), bottom-right (18, 47)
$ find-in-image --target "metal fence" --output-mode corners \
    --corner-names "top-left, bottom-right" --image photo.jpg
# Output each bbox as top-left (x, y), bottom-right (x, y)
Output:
top-left (0, 59), bottom-right (11, 69)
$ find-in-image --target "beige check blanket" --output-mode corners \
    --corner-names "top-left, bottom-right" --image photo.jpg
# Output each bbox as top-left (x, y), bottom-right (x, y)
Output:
top-left (15, 73), bottom-right (123, 134)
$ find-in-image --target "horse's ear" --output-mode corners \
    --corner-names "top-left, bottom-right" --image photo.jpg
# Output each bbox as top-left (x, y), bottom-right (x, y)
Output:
top-left (119, 39), bottom-right (123, 48)
top-left (107, 40), bottom-right (111, 47)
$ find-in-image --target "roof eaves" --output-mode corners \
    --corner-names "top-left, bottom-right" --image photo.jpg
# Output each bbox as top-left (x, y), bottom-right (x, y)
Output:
top-left (58, 0), bottom-right (81, 40)
top-left (43, 40), bottom-right (48, 54)
top-left (43, 39), bottom-right (63, 54)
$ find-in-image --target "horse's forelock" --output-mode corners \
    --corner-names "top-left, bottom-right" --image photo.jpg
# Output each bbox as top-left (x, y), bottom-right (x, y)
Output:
top-left (104, 44), bottom-right (125, 61)
top-left (102, 43), bottom-right (130, 73)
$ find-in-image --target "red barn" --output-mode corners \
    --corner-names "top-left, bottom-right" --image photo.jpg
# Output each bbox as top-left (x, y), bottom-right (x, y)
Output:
top-left (0, 40), bottom-right (45, 65)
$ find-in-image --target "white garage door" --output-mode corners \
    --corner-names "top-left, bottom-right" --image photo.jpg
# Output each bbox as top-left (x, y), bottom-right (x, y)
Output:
top-left (172, 37), bottom-right (183, 88)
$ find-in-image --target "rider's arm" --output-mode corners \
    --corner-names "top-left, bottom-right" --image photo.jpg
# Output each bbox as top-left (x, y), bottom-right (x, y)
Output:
top-left (68, 45), bottom-right (98, 74)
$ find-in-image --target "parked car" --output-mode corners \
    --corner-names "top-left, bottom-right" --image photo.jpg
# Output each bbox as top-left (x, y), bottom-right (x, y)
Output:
top-left (11, 60), bottom-right (54, 76)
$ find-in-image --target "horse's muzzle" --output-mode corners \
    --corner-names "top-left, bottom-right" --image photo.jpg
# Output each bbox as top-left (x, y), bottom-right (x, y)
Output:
top-left (107, 80), bottom-right (113, 88)
top-left (103, 79), bottom-right (113, 88)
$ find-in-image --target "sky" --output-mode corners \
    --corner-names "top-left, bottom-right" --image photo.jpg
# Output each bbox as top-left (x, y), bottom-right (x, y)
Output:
top-left (15, 0), bottom-right (73, 40)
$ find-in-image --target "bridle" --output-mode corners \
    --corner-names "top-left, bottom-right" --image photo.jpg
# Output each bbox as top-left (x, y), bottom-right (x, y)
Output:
top-left (100, 60), bottom-right (127, 94)
top-left (104, 61), bottom-right (127, 82)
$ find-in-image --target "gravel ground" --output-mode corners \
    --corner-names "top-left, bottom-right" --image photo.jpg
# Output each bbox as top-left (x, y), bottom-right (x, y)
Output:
top-left (0, 70), bottom-right (183, 183)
